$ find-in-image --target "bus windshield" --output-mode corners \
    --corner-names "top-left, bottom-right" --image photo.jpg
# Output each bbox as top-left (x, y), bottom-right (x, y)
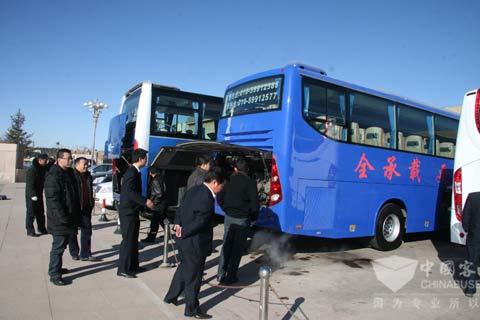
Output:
top-left (124, 89), bottom-right (140, 124)
top-left (222, 76), bottom-right (283, 117)
top-left (151, 94), bottom-right (199, 137)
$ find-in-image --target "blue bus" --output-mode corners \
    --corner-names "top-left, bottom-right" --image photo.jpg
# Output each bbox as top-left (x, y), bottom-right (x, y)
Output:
top-left (150, 63), bottom-right (459, 250)
top-left (215, 63), bottom-right (459, 250)
top-left (105, 81), bottom-right (222, 207)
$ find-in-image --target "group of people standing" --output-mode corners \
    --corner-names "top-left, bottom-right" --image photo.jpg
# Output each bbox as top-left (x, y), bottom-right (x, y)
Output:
top-left (116, 151), bottom-right (259, 318)
top-left (26, 147), bottom-right (260, 318)
top-left (25, 149), bottom-right (99, 286)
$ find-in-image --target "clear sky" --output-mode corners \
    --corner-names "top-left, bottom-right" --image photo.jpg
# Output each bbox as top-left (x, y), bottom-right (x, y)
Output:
top-left (1, 0), bottom-right (479, 150)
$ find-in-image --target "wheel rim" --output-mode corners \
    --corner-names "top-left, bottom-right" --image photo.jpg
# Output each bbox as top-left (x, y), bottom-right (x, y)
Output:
top-left (382, 214), bottom-right (400, 242)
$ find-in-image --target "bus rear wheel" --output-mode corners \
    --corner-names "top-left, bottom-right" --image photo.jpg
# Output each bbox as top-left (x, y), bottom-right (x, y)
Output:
top-left (371, 203), bottom-right (405, 251)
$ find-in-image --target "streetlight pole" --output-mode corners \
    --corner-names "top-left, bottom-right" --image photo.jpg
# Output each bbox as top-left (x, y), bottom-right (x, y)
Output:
top-left (84, 99), bottom-right (108, 165)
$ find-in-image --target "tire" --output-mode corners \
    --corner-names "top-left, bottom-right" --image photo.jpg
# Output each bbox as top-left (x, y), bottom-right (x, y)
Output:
top-left (371, 203), bottom-right (405, 251)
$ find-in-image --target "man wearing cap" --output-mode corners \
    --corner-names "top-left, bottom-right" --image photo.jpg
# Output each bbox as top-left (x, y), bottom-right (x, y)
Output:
top-left (25, 153), bottom-right (49, 237)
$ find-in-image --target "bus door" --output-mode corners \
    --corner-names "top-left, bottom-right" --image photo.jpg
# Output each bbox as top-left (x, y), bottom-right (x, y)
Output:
top-left (105, 113), bottom-right (129, 201)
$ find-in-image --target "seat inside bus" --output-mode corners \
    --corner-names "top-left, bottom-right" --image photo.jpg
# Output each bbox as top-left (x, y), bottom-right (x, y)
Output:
top-left (398, 132), bottom-right (405, 150)
top-left (438, 142), bottom-right (455, 158)
top-left (365, 127), bottom-right (385, 147)
top-left (405, 135), bottom-right (423, 153)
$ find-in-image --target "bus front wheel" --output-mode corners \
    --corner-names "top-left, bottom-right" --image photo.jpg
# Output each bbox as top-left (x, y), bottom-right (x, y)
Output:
top-left (371, 203), bottom-right (405, 251)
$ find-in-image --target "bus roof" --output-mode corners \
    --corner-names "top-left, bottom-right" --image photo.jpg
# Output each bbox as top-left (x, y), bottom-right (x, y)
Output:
top-left (226, 63), bottom-right (459, 120)
top-left (124, 81), bottom-right (180, 97)
top-left (124, 81), bottom-right (222, 100)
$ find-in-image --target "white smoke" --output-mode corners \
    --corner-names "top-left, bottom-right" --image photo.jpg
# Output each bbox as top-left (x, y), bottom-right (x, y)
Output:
top-left (250, 231), bottom-right (293, 268)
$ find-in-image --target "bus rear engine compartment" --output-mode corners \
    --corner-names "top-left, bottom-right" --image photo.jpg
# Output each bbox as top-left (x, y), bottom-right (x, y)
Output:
top-left (149, 141), bottom-right (275, 210)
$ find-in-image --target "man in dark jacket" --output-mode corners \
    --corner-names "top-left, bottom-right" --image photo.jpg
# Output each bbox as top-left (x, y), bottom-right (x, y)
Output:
top-left (68, 157), bottom-right (99, 261)
top-left (25, 153), bottom-right (49, 236)
top-left (164, 167), bottom-right (225, 319)
top-left (45, 149), bottom-right (81, 286)
top-left (217, 157), bottom-right (259, 284)
top-left (117, 148), bottom-right (153, 278)
top-left (462, 191), bottom-right (480, 297)
top-left (141, 167), bottom-right (168, 243)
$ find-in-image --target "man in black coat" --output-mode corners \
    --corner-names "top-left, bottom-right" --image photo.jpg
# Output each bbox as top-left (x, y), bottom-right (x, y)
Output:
top-left (68, 157), bottom-right (99, 261)
top-left (462, 191), bottom-right (480, 297)
top-left (217, 157), bottom-right (259, 284)
top-left (25, 153), bottom-right (49, 236)
top-left (45, 149), bottom-right (80, 286)
top-left (141, 167), bottom-right (168, 243)
top-left (164, 166), bottom-right (226, 319)
top-left (117, 148), bottom-right (153, 278)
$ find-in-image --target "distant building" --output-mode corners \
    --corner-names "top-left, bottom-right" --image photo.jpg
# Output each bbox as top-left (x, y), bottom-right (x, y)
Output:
top-left (444, 106), bottom-right (461, 115)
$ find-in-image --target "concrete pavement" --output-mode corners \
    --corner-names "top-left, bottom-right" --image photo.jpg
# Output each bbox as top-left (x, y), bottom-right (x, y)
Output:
top-left (0, 182), bottom-right (478, 319)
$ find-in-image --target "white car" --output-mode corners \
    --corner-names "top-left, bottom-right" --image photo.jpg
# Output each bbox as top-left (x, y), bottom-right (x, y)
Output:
top-left (94, 181), bottom-right (115, 209)
top-left (89, 164), bottom-right (112, 175)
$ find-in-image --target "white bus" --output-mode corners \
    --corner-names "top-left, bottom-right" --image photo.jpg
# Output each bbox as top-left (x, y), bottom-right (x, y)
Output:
top-left (451, 88), bottom-right (480, 245)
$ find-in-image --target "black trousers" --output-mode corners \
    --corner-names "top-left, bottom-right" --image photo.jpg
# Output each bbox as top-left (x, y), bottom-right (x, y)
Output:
top-left (48, 234), bottom-right (69, 280)
top-left (217, 215), bottom-right (250, 282)
top-left (165, 244), bottom-right (207, 316)
top-left (25, 196), bottom-right (46, 233)
top-left (117, 214), bottom-right (140, 274)
top-left (68, 207), bottom-right (93, 259)
top-left (148, 205), bottom-right (167, 234)
top-left (464, 240), bottom-right (480, 294)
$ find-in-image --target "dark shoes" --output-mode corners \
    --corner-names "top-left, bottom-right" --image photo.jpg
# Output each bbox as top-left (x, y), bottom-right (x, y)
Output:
top-left (71, 255), bottom-right (80, 261)
top-left (61, 268), bottom-right (68, 274)
top-left (218, 276), bottom-right (238, 285)
top-left (465, 290), bottom-right (476, 298)
top-left (38, 229), bottom-right (48, 235)
top-left (27, 232), bottom-right (39, 237)
top-left (50, 277), bottom-right (67, 286)
top-left (117, 272), bottom-right (136, 278)
top-left (81, 256), bottom-right (100, 262)
top-left (187, 312), bottom-right (212, 319)
top-left (164, 298), bottom-right (179, 306)
top-left (140, 235), bottom-right (156, 243)
top-left (133, 266), bottom-right (147, 273)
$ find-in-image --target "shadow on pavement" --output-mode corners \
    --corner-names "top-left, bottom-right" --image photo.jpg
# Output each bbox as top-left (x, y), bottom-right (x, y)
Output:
top-left (92, 221), bottom-right (118, 231)
top-left (63, 245), bottom-right (120, 281)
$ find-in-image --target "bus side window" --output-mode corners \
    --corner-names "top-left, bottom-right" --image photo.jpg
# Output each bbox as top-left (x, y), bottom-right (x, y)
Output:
top-left (350, 92), bottom-right (393, 148)
top-left (302, 81), bottom-right (346, 141)
top-left (435, 115), bottom-right (458, 159)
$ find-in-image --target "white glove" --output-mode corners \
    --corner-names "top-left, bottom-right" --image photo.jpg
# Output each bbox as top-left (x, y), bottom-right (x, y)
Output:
top-left (31, 196), bottom-right (38, 201)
